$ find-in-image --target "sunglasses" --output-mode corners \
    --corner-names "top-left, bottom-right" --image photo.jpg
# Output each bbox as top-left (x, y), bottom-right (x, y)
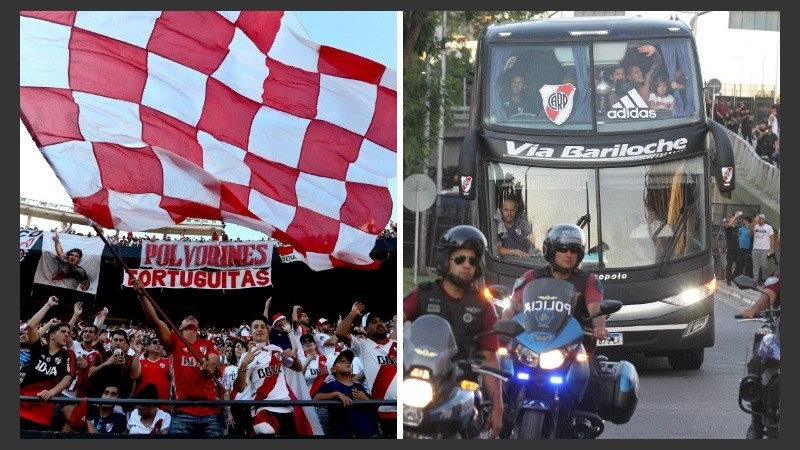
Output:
top-left (451, 255), bottom-right (479, 267)
top-left (555, 245), bottom-right (582, 255)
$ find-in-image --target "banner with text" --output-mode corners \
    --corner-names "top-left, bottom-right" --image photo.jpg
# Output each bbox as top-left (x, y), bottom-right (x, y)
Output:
top-left (20, 228), bottom-right (43, 261)
top-left (139, 240), bottom-right (274, 270)
top-left (123, 268), bottom-right (272, 290)
top-left (33, 232), bottom-right (104, 294)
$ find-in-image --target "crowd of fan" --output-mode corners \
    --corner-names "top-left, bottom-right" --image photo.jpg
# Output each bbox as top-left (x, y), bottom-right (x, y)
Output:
top-left (23, 219), bottom-right (398, 247)
top-left (20, 294), bottom-right (398, 438)
top-left (711, 99), bottom-right (780, 169)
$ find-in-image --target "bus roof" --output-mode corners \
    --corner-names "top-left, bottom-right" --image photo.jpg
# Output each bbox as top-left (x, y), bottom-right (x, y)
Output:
top-left (484, 16), bottom-right (693, 42)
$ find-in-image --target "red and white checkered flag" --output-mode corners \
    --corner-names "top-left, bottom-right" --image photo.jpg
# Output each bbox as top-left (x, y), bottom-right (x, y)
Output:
top-left (20, 11), bottom-right (396, 271)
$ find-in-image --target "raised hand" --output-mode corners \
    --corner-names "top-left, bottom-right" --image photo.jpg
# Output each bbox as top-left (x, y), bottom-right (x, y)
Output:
top-left (351, 302), bottom-right (365, 316)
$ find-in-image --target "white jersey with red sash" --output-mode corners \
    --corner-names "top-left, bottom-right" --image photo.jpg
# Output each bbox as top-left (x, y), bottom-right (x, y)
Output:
top-left (65, 342), bottom-right (103, 398)
top-left (239, 344), bottom-right (323, 435)
top-left (348, 336), bottom-right (397, 419)
top-left (301, 354), bottom-right (330, 397)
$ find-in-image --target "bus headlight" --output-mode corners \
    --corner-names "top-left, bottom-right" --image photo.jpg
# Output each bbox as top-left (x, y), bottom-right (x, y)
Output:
top-left (662, 280), bottom-right (714, 307)
top-left (402, 378), bottom-right (434, 408)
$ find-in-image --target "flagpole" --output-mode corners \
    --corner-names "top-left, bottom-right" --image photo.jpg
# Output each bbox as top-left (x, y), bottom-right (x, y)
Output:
top-left (90, 223), bottom-right (226, 393)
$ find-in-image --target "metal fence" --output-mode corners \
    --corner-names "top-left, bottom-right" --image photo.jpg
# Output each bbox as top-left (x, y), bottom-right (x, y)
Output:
top-left (20, 396), bottom-right (397, 439)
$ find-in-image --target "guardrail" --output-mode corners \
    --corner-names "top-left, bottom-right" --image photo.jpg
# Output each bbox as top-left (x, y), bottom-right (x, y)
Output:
top-left (726, 129), bottom-right (780, 204)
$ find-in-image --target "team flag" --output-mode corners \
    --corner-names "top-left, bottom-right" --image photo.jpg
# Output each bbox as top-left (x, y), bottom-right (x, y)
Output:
top-left (20, 11), bottom-right (397, 271)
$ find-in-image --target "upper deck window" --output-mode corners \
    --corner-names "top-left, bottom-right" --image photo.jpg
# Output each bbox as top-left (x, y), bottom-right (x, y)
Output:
top-left (484, 38), bottom-right (701, 133)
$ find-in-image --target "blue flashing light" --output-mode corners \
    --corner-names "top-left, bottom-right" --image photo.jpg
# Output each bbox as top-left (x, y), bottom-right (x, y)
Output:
top-left (516, 372), bottom-right (531, 381)
top-left (549, 375), bottom-right (564, 385)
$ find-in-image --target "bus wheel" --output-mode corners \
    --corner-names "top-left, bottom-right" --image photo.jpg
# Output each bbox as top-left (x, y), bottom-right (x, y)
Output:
top-left (668, 349), bottom-right (704, 370)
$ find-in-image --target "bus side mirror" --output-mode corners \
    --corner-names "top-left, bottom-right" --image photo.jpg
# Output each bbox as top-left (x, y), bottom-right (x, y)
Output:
top-left (708, 121), bottom-right (735, 196)
top-left (457, 127), bottom-right (479, 201)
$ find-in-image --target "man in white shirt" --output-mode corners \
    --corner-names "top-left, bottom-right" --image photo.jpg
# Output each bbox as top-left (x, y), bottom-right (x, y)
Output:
top-left (335, 304), bottom-right (397, 438)
top-left (313, 318), bottom-right (341, 360)
top-left (750, 213), bottom-right (775, 284)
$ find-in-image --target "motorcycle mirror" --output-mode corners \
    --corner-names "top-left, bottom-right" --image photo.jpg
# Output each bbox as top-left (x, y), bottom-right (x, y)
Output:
top-left (598, 299), bottom-right (623, 316)
top-left (733, 274), bottom-right (760, 291)
top-left (489, 319), bottom-right (525, 337)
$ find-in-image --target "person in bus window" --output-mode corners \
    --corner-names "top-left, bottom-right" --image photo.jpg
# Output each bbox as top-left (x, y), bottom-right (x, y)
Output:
top-left (497, 198), bottom-right (536, 257)
top-left (619, 44), bottom-right (662, 104)
top-left (648, 77), bottom-right (674, 111)
top-left (607, 65), bottom-right (627, 105)
top-left (500, 73), bottom-right (536, 116)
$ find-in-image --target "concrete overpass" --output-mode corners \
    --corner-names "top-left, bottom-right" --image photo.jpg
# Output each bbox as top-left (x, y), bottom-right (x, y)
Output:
top-left (19, 197), bottom-right (223, 237)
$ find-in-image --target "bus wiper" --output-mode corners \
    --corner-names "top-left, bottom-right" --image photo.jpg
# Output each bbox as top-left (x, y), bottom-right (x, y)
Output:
top-left (654, 205), bottom-right (696, 277)
top-left (576, 213), bottom-right (590, 228)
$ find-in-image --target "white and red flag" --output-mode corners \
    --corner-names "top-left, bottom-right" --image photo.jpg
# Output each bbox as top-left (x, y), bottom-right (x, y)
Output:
top-left (20, 11), bottom-right (396, 271)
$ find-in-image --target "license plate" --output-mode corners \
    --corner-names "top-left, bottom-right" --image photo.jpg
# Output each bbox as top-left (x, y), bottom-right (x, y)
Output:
top-left (597, 332), bottom-right (623, 346)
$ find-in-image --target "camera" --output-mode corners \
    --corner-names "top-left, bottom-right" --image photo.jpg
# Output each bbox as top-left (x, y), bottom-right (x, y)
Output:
top-left (113, 348), bottom-right (122, 357)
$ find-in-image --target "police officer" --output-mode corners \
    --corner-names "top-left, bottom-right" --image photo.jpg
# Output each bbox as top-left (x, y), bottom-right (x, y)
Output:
top-left (403, 225), bottom-right (504, 439)
top-left (501, 223), bottom-right (608, 415)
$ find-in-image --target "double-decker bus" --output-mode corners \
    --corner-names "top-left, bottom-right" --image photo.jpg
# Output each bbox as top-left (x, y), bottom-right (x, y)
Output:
top-left (454, 16), bottom-right (735, 370)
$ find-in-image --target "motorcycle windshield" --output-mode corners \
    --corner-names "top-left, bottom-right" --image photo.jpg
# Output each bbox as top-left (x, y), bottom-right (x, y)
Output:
top-left (520, 278), bottom-right (577, 337)
top-left (404, 315), bottom-right (458, 375)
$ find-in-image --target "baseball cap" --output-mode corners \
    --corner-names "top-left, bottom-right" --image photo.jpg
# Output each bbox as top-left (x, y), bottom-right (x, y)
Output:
top-left (316, 318), bottom-right (329, 328)
top-left (299, 334), bottom-right (315, 345)
top-left (271, 313), bottom-right (287, 327)
top-left (757, 213), bottom-right (766, 220)
top-left (333, 349), bottom-right (355, 365)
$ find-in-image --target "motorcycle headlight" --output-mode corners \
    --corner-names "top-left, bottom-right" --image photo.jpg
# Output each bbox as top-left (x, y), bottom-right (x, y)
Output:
top-left (515, 345), bottom-right (539, 368)
top-left (402, 378), bottom-right (433, 408)
top-left (539, 349), bottom-right (567, 370)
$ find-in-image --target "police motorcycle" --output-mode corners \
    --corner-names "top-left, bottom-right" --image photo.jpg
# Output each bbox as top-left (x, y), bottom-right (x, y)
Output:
top-left (402, 314), bottom-right (512, 439)
top-left (733, 274), bottom-right (780, 439)
top-left (485, 279), bottom-right (639, 439)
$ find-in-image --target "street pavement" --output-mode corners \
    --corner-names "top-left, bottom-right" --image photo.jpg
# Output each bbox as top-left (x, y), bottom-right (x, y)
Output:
top-left (715, 279), bottom-right (761, 306)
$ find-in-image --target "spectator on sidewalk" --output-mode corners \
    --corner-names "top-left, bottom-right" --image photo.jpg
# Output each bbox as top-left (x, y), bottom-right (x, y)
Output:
top-left (750, 213), bottom-right (776, 284)
top-left (734, 216), bottom-right (754, 279)
top-left (719, 211), bottom-right (742, 286)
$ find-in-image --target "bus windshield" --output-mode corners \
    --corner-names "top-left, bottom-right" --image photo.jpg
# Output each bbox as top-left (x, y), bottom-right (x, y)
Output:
top-left (487, 155), bottom-right (707, 270)
top-left (485, 38), bottom-right (701, 133)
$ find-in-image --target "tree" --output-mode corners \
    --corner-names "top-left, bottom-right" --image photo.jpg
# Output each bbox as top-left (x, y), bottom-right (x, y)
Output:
top-left (402, 11), bottom-right (546, 179)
